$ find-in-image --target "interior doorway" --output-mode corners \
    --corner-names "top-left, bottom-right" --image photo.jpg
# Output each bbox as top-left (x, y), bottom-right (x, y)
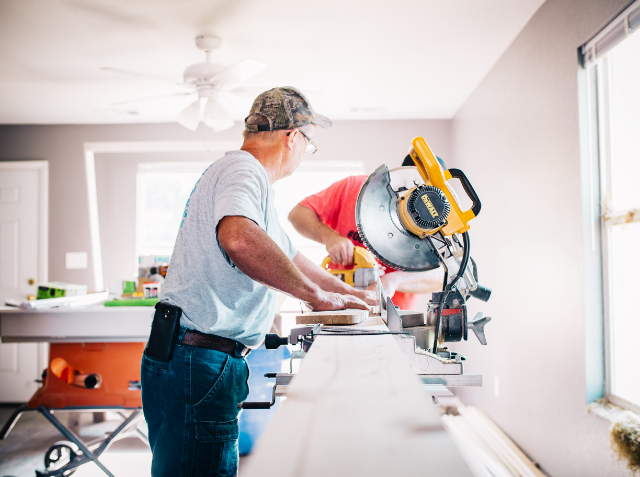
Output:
top-left (0, 161), bottom-right (48, 402)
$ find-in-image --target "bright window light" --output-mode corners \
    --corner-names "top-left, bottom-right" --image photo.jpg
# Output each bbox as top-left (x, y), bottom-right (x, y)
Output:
top-left (136, 160), bottom-right (366, 267)
top-left (136, 162), bottom-right (211, 258)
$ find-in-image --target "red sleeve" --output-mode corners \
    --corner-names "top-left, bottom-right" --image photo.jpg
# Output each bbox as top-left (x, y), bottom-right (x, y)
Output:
top-left (298, 176), bottom-right (357, 230)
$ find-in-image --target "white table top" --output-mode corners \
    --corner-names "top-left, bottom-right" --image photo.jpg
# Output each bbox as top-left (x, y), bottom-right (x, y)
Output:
top-left (0, 305), bottom-right (153, 343)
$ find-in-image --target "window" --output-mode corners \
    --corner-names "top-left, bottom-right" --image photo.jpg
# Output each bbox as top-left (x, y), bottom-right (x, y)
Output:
top-left (136, 160), bottom-right (365, 265)
top-left (583, 1), bottom-right (640, 409)
top-left (136, 162), bottom-right (211, 258)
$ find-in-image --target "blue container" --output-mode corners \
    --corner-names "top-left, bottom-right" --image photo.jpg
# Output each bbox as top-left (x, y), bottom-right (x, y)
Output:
top-left (238, 344), bottom-right (291, 456)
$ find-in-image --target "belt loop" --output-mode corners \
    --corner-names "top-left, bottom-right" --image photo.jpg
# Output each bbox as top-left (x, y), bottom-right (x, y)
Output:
top-left (176, 327), bottom-right (188, 346)
top-left (235, 341), bottom-right (247, 358)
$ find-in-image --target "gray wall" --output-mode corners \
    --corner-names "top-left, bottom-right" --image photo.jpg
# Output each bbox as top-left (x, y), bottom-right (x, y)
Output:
top-left (0, 120), bottom-right (450, 289)
top-left (450, 0), bottom-right (630, 475)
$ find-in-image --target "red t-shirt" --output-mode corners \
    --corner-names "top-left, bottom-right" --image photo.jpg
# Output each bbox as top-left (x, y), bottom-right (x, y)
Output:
top-left (298, 175), bottom-right (418, 310)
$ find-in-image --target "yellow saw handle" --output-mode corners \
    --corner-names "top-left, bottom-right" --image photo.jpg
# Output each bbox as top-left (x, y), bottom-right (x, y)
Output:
top-left (322, 246), bottom-right (379, 287)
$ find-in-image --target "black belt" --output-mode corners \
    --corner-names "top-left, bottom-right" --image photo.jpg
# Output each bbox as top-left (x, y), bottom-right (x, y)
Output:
top-left (181, 331), bottom-right (251, 357)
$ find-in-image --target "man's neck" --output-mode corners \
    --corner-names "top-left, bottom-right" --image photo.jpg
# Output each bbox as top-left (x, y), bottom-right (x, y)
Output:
top-left (240, 143), bottom-right (285, 184)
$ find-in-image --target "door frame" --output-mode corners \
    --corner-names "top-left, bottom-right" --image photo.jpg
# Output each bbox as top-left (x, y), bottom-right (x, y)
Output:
top-left (0, 160), bottom-right (49, 379)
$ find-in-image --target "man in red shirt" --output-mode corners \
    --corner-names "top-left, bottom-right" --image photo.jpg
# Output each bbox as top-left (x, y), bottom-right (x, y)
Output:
top-left (289, 156), bottom-right (446, 310)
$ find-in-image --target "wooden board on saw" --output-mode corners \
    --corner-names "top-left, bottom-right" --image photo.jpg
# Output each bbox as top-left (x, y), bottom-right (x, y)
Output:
top-left (295, 309), bottom-right (369, 325)
top-left (241, 316), bottom-right (472, 477)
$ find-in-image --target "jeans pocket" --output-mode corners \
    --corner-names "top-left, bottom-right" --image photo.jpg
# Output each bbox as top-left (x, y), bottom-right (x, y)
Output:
top-left (142, 349), bottom-right (169, 372)
top-left (193, 420), bottom-right (239, 477)
top-left (192, 354), bottom-right (231, 410)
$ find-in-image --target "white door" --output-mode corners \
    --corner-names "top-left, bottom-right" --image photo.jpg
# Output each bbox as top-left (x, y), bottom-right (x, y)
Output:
top-left (0, 162), bottom-right (48, 402)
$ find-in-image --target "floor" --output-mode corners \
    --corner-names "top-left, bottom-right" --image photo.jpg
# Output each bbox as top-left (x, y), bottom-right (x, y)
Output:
top-left (0, 404), bottom-right (151, 477)
top-left (0, 405), bottom-right (253, 477)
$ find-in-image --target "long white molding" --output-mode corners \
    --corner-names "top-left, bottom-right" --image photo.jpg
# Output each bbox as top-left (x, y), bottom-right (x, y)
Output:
top-left (83, 141), bottom-right (241, 154)
top-left (84, 150), bottom-right (104, 291)
top-left (83, 140), bottom-right (241, 291)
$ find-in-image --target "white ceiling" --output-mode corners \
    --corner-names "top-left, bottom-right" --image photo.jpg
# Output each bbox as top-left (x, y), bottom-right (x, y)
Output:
top-left (0, 0), bottom-right (545, 125)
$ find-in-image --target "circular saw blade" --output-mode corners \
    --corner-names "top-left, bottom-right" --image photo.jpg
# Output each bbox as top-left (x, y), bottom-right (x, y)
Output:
top-left (356, 165), bottom-right (441, 271)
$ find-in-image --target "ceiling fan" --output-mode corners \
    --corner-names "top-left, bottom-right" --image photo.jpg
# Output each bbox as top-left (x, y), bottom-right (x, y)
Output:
top-left (102, 35), bottom-right (267, 132)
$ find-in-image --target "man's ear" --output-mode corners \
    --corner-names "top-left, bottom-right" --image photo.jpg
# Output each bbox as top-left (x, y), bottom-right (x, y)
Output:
top-left (285, 129), bottom-right (298, 151)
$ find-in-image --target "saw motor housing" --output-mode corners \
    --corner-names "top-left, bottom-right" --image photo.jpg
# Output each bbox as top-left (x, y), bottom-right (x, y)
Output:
top-left (405, 137), bottom-right (481, 236)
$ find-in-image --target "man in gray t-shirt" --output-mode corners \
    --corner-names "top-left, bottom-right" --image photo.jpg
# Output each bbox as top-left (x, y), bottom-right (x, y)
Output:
top-left (161, 150), bottom-right (300, 347)
top-left (141, 87), bottom-right (375, 477)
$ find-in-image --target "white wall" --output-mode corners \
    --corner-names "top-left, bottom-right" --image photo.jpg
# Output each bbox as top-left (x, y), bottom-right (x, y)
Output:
top-left (449, 0), bottom-right (631, 475)
top-left (0, 120), bottom-right (450, 289)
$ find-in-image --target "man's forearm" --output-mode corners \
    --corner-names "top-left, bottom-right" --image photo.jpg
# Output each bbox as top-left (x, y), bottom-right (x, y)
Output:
top-left (388, 268), bottom-right (445, 294)
top-left (288, 204), bottom-right (338, 245)
top-left (218, 216), bottom-right (321, 303)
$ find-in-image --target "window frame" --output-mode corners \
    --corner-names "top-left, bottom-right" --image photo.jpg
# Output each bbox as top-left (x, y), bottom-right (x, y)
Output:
top-left (588, 44), bottom-right (640, 413)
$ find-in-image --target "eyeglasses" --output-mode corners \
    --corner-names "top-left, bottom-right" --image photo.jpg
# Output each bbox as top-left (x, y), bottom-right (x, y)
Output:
top-left (297, 129), bottom-right (318, 155)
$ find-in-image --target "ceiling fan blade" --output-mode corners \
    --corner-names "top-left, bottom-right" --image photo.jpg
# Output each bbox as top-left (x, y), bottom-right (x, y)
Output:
top-left (223, 86), bottom-right (270, 97)
top-left (177, 100), bottom-right (202, 131)
top-left (203, 98), bottom-right (235, 132)
top-left (111, 92), bottom-right (194, 106)
top-left (210, 59), bottom-right (267, 89)
top-left (225, 86), bottom-right (323, 99)
top-left (101, 67), bottom-right (184, 85)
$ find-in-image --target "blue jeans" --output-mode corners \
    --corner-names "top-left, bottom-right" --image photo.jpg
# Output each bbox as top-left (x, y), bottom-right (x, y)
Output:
top-left (141, 327), bottom-right (250, 477)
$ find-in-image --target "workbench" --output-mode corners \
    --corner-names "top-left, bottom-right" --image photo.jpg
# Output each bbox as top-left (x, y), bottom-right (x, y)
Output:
top-left (1, 306), bottom-right (472, 476)
top-left (242, 316), bottom-right (473, 477)
top-left (0, 305), bottom-right (153, 343)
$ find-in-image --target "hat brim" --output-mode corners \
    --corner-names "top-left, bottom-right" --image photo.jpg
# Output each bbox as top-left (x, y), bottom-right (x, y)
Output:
top-left (313, 113), bottom-right (332, 128)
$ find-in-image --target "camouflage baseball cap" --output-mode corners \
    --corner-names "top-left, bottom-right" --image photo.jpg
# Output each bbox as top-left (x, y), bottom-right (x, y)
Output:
top-left (245, 87), bottom-right (332, 132)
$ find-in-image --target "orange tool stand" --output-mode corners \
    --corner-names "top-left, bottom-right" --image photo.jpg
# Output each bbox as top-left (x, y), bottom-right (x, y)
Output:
top-left (1, 342), bottom-right (147, 477)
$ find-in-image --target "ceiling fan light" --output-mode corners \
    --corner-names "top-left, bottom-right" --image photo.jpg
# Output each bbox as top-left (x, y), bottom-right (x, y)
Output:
top-left (203, 98), bottom-right (235, 132)
top-left (177, 100), bottom-right (201, 131)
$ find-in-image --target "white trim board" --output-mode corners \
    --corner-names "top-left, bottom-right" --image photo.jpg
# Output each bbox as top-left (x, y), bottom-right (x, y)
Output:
top-left (83, 140), bottom-right (241, 291)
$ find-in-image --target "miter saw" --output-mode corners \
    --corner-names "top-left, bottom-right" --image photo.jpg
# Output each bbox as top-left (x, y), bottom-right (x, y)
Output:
top-left (355, 136), bottom-right (492, 378)
top-left (240, 137), bottom-right (493, 408)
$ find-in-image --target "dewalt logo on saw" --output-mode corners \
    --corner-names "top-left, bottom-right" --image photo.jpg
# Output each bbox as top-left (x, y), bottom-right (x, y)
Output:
top-left (421, 194), bottom-right (439, 218)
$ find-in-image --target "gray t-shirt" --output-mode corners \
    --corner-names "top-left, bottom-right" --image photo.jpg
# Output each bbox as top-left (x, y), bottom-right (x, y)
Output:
top-left (161, 151), bottom-right (297, 347)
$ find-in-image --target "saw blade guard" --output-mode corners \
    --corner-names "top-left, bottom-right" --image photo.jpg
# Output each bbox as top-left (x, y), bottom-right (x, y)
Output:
top-left (355, 164), bottom-right (442, 271)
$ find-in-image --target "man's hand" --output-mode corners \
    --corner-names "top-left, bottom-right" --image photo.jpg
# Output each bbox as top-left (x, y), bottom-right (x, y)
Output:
top-left (325, 234), bottom-right (354, 265)
top-left (350, 287), bottom-right (378, 306)
top-left (288, 205), bottom-right (355, 265)
top-left (307, 290), bottom-right (369, 312)
top-left (292, 253), bottom-right (378, 306)
top-left (368, 273), bottom-right (398, 299)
